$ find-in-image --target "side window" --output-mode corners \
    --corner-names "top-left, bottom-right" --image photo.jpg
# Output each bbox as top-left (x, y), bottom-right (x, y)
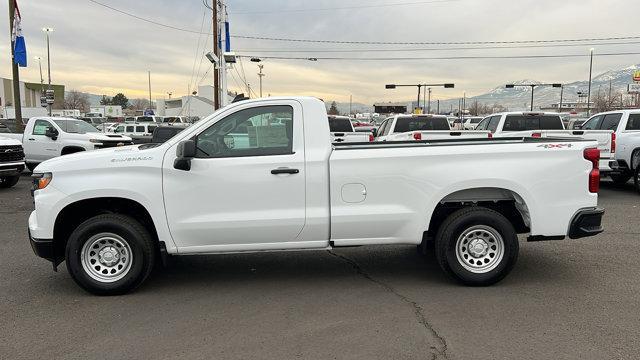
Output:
top-left (476, 117), bottom-right (490, 130)
top-left (32, 119), bottom-right (53, 135)
top-left (600, 113), bottom-right (622, 131)
top-left (487, 116), bottom-right (501, 133)
top-left (126, 126), bottom-right (134, 132)
top-left (147, 125), bottom-right (157, 134)
top-left (114, 125), bottom-right (124, 133)
top-left (626, 114), bottom-right (640, 130)
top-left (582, 115), bottom-right (603, 130)
top-left (383, 119), bottom-right (394, 135)
top-left (136, 126), bottom-right (145, 132)
top-left (196, 105), bottom-right (293, 158)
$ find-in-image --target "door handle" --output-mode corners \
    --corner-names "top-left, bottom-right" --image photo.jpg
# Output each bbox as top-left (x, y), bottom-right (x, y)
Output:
top-left (28, 138), bottom-right (35, 141)
top-left (271, 168), bottom-right (299, 175)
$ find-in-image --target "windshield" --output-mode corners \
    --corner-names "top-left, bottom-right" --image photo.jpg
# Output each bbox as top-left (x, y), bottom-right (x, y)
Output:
top-left (136, 116), bottom-right (154, 122)
top-left (328, 118), bottom-right (354, 132)
top-left (54, 119), bottom-right (98, 134)
top-left (394, 117), bottom-right (450, 132)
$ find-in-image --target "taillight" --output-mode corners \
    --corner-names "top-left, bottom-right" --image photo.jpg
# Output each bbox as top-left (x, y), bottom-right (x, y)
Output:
top-left (369, 133), bottom-right (374, 142)
top-left (413, 132), bottom-right (422, 141)
top-left (532, 132), bottom-right (542, 138)
top-left (611, 132), bottom-right (616, 153)
top-left (488, 133), bottom-right (493, 138)
top-left (583, 148), bottom-right (600, 193)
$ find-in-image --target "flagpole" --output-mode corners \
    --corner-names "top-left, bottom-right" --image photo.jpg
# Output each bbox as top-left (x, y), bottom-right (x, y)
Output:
top-left (8, 0), bottom-right (23, 131)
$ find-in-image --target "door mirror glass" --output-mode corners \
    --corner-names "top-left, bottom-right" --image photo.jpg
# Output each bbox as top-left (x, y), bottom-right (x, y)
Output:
top-left (45, 127), bottom-right (58, 140)
top-left (174, 140), bottom-right (196, 171)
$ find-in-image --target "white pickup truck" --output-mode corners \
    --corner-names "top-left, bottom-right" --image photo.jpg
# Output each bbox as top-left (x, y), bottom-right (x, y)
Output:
top-left (0, 135), bottom-right (25, 188)
top-left (581, 110), bottom-right (640, 191)
top-left (328, 115), bottom-right (373, 143)
top-left (375, 114), bottom-right (490, 141)
top-left (476, 112), bottom-right (615, 171)
top-left (2, 117), bottom-right (133, 171)
top-left (28, 97), bottom-right (604, 295)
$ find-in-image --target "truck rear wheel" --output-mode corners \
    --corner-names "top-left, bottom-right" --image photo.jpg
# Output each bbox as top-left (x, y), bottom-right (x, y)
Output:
top-left (65, 214), bottom-right (155, 295)
top-left (435, 207), bottom-right (518, 286)
top-left (635, 167), bottom-right (640, 195)
top-left (0, 175), bottom-right (20, 188)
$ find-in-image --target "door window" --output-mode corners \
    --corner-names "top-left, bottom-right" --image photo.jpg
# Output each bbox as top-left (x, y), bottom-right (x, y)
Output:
top-left (196, 105), bottom-right (294, 158)
top-left (115, 125), bottom-right (124, 133)
top-left (136, 126), bottom-right (145, 132)
top-left (475, 117), bottom-right (490, 130)
top-left (626, 114), bottom-right (640, 130)
top-left (32, 120), bottom-right (53, 135)
top-left (487, 116), bottom-right (501, 133)
top-left (582, 115), bottom-right (603, 130)
top-left (600, 114), bottom-right (622, 130)
top-left (126, 126), bottom-right (135, 132)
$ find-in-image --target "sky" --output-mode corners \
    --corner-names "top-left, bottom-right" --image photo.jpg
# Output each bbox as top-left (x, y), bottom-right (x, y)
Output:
top-left (1, 0), bottom-right (639, 104)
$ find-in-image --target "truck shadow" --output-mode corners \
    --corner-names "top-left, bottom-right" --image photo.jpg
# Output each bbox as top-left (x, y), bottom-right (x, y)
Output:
top-left (142, 243), bottom-right (582, 294)
top-left (599, 178), bottom-right (637, 194)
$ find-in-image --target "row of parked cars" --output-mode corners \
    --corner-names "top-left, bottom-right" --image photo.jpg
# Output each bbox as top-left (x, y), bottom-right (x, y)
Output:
top-left (328, 110), bottom-right (640, 192)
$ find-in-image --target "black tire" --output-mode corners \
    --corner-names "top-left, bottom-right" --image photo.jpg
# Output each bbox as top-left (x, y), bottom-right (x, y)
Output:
top-left (634, 166), bottom-right (640, 195)
top-left (435, 207), bottom-right (519, 286)
top-left (0, 175), bottom-right (20, 188)
top-left (65, 214), bottom-right (155, 295)
top-left (610, 173), bottom-right (632, 184)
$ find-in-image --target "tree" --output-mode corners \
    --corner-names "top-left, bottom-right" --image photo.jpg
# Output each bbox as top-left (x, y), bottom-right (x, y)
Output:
top-left (130, 98), bottom-right (150, 111)
top-left (111, 93), bottom-right (129, 109)
top-left (64, 90), bottom-right (90, 113)
top-left (99, 95), bottom-right (111, 105)
top-left (328, 101), bottom-right (339, 115)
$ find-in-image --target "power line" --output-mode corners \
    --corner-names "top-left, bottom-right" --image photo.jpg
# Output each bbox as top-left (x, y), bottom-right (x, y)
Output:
top-left (237, 51), bottom-right (640, 61)
top-left (235, 41), bottom-right (640, 53)
top-left (85, 0), bottom-right (640, 47)
top-left (230, 0), bottom-right (459, 14)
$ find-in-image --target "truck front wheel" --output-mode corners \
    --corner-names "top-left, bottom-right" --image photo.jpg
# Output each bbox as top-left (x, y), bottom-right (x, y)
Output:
top-left (435, 207), bottom-right (518, 286)
top-left (65, 214), bottom-right (155, 295)
top-left (634, 167), bottom-right (640, 195)
top-left (0, 175), bottom-right (20, 188)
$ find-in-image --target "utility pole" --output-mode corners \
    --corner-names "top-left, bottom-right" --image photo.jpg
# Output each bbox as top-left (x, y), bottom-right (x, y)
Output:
top-left (257, 64), bottom-right (264, 98)
top-left (43, 27), bottom-right (53, 116)
top-left (587, 48), bottom-right (594, 116)
top-left (427, 88), bottom-right (432, 114)
top-left (148, 70), bottom-right (152, 111)
top-left (559, 85), bottom-right (564, 112)
top-left (608, 79), bottom-right (612, 110)
top-left (212, 0), bottom-right (220, 109)
top-left (436, 99), bottom-right (440, 114)
top-left (247, 83), bottom-right (251, 99)
top-left (349, 94), bottom-right (352, 116)
top-left (8, 0), bottom-right (22, 130)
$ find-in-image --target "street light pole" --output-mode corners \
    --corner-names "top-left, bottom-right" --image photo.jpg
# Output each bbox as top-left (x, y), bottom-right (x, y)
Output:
top-left (530, 85), bottom-right (535, 111)
top-left (257, 64), bottom-right (264, 98)
top-left (505, 83), bottom-right (562, 111)
top-left (587, 48), bottom-right (594, 116)
top-left (416, 85), bottom-right (422, 112)
top-left (385, 83), bottom-right (455, 114)
top-left (42, 27), bottom-right (54, 116)
top-left (559, 85), bottom-right (564, 112)
top-left (34, 56), bottom-right (43, 85)
top-left (427, 88), bottom-right (432, 114)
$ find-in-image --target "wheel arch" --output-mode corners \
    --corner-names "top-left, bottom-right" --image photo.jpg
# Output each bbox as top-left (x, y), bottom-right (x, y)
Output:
top-left (61, 146), bottom-right (86, 155)
top-left (53, 197), bottom-right (160, 262)
top-left (426, 187), bottom-right (531, 241)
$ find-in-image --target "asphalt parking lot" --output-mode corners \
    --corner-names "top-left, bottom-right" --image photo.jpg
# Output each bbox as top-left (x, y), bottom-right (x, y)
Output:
top-left (1, 175), bottom-right (639, 360)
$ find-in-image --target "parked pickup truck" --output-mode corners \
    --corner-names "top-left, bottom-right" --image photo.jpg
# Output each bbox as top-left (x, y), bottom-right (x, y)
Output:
top-left (375, 114), bottom-right (490, 141)
top-left (28, 97), bottom-right (604, 295)
top-left (3, 117), bottom-right (133, 171)
top-left (328, 115), bottom-right (373, 143)
top-left (0, 135), bottom-right (25, 188)
top-left (476, 112), bottom-right (615, 171)
top-left (581, 110), bottom-right (640, 191)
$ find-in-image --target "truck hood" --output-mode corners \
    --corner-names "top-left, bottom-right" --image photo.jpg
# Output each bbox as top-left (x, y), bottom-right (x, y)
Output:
top-left (85, 132), bottom-right (132, 141)
top-left (0, 135), bottom-right (22, 146)
top-left (34, 143), bottom-right (166, 173)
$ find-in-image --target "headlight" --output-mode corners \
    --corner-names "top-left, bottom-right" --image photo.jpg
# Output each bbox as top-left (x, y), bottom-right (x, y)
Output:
top-left (89, 139), bottom-right (103, 143)
top-left (32, 172), bottom-right (52, 191)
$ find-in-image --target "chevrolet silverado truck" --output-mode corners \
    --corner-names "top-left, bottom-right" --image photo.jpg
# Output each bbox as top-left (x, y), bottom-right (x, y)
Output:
top-left (328, 115), bottom-right (373, 143)
top-left (0, 135), bottom-right (25, 188)
top-left (476, 112), bottom-right (615, 171)
top-left (28, 97), bottom-right (604, 295)
top-left (375, 114), bottom-right (490, 141)
top-left (3, 117), bottom-right (133, 171)
top-left (579, 110), bottom-right (640, 192)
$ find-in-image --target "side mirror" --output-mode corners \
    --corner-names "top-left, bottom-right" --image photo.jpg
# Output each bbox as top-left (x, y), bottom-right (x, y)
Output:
top-left (371, 128), bottom-right (378, 137)
top-left (45, 127), bottom-right (58, 140)
top-left (174, 140), bottom-right (196, 171)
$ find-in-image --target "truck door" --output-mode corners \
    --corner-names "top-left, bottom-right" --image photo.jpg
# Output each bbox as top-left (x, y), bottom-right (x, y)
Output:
top-left (26, 119), bottom-right (62, 163)
top-left (162, 100), bottom-right (309, 251)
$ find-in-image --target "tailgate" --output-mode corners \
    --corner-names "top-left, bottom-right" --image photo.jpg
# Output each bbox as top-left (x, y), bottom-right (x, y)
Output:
top-left (541, 130), bottom-right (614, 171)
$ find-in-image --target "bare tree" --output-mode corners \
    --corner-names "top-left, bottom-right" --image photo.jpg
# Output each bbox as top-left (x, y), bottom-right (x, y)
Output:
top-left (130, 98), bottom-right (150, 111)
top-left (64, 90), bottom-right (90, 113)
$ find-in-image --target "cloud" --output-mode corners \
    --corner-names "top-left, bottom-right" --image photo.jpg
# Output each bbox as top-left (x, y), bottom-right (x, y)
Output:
top-left (0, 0), bottom-right (638, 104)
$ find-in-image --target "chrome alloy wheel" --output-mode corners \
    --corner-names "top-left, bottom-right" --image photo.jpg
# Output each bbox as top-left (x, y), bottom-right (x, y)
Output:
top-left (81, 233), bottom-right (133, 283)
top-left (455, 225), bottom-right (505, 274)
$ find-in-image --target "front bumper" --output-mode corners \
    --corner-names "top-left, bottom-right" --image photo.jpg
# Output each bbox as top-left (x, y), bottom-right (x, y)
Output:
top-left (0, 162), bottom-right (25, 176)
top-left (569, 207), bottom-right (605, 239)
top-left (28, 228), bottom-right (56, 263)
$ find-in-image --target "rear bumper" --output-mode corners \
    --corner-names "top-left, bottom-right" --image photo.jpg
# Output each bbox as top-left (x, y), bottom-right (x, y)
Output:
top-left (569, 207), bottom-right (605, 239)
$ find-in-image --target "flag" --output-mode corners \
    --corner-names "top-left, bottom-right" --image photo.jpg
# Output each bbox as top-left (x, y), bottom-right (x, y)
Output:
top-left (12, 0), bottom-right (27, 67)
